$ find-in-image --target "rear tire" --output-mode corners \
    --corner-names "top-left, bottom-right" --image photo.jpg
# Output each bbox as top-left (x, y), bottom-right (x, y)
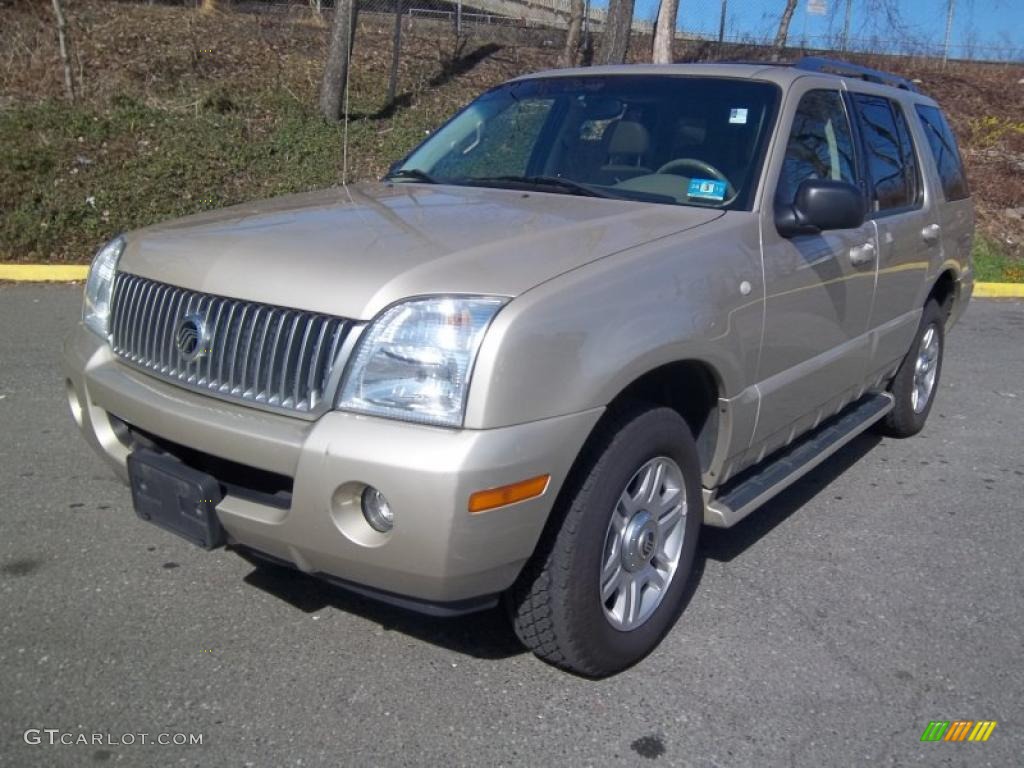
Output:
top-left (879, 299), bottom-right (945, 438)
top-left (508, 404), bottom-right (702, 677)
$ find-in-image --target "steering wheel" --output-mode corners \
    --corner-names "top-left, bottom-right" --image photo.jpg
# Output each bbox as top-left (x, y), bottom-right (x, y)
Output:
top-left (656, 158), bottom-right (735, 197)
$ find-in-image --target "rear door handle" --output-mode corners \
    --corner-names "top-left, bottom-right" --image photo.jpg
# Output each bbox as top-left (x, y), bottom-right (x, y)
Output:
top-left (849, 242), bottom-right (875, 267)
top-left (922, 223), bottom-right (942, 244)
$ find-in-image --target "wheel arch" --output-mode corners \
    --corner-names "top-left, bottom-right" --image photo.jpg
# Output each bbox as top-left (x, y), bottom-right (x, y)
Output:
top-left (928, 268), bottom-right (959, 326)
top-left (585, 359), bottom-right (725, 482)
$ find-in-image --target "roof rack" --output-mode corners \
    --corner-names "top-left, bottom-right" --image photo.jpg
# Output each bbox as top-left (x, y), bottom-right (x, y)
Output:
top-left (794, 56), bottom-right (919, 92)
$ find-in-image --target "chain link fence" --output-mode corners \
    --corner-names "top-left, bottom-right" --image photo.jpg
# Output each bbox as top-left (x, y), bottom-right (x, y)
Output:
top-left (227, 0), bottom-right (1022, 63)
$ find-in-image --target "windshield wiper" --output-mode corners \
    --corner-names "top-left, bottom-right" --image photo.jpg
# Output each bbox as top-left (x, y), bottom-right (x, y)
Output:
top-left (385, 168), bottom-right (438, 184)
top-left (461, 175), bottom-right (613, 199)
top-left (460, 175), bottom-right (677, 205)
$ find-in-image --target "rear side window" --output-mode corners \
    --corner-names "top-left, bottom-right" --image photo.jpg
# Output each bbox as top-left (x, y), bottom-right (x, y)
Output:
top-left (916, 105), bottom-right (970, 201)
top-left (775, 89), bottom-right (858, 205)
top-left (851, 94), bottom-right (921, 213)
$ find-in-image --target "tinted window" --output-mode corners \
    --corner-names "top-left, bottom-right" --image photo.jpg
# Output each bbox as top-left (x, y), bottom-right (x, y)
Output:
top-left (916, 105), bottom-right (970, 201)
top-left (775, 89), bottom-right (858, 205)
top-left (851, 94), bottom-right (921, 213)
top-left (396, 77), bottom-right (780, 211)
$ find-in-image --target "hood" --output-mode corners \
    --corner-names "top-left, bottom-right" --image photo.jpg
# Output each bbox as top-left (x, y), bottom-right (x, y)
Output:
top-left (121, 182), bottom-right (723, 319)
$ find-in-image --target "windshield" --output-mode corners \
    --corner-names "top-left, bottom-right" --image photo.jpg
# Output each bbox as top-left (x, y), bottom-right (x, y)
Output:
top-left (391, 75), bottom-right (780, 210)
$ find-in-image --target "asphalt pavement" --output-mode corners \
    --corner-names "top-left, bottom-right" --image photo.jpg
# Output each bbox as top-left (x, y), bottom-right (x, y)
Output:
top-left (1, 285), bottom-right (1021, 767)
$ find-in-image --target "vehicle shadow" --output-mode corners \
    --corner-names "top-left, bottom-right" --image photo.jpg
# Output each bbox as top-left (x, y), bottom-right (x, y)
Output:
top-left (240, 431), bottom-right (881, 663)
top-left (699, 431), bottom-right (882, 563)
top-left (240, 555), bottom-right (525, 660)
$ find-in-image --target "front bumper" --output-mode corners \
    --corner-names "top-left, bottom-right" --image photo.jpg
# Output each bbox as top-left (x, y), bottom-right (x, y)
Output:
top-left (63, 324), bottom-right (601, 606)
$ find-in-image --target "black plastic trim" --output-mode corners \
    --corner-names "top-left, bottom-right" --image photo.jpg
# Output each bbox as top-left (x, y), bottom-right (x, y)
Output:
top-left (235, 546), bottom-right (500, 618)
top-left (118, 418), bottom-right (294, 511)
top-left (795, 56), bottom-right (920, 92)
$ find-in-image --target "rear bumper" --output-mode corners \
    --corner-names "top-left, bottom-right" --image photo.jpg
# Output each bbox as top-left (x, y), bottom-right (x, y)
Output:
top-left (63, 324), bottom-right (601, 604)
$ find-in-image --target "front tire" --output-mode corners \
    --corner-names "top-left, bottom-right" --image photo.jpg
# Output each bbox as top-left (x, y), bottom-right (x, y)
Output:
top-left (508, 404), bottom-right (702, 677)
top-left (879, 298), bottom-right (945, 438)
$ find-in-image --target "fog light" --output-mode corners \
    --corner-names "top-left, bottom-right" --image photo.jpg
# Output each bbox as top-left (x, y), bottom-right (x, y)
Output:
top-left (361, 486), bottom-right (393, 532)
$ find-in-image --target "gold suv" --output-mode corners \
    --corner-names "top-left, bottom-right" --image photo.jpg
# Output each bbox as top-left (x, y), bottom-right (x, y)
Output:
top-left (65, 59), bottom-right (973, 676)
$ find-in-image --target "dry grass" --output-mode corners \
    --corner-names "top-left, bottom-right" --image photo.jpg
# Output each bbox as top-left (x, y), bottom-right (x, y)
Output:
top-left (1, 0), bottom-right (1022, 268)
top-left (0, 2), bottom-right (547, 118)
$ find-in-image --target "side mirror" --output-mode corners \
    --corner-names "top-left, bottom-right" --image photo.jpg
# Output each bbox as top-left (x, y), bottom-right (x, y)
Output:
top-left (775, 179), bottom-right (866, 238)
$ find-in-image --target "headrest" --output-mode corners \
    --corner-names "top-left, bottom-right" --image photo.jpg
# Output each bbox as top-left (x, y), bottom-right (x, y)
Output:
top-left (675, 117), bottom-right (706, 146)
top-left (607, 121), bottom-right (650, 156)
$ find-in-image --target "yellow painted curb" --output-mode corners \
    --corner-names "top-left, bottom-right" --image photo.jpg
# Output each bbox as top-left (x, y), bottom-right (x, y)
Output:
top-left (1, 266), bottom-right (1022, 296)
top-left (0, 265), bottom-right (90, 282)
top-left (974, 282), bottom-right (1024, 298)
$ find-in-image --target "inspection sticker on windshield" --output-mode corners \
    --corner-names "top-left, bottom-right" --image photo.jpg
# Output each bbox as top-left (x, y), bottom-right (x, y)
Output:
top-left (688, 178), bottom-right (727, 201)
top-left (729, 108), bottom-right (748, 124)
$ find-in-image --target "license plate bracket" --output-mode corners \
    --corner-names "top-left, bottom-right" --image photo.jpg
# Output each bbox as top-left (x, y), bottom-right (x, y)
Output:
top-left (126, 449), bottom-right (226, 550)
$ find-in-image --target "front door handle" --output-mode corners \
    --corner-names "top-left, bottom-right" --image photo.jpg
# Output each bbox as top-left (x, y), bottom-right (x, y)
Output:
top-left (922, 223), bottom-right (942, 244)
top-left (849, 242), bottom-right (875, 267)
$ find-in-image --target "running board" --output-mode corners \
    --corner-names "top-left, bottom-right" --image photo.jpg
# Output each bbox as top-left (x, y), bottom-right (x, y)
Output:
top-left (704, 393), bottom-right (894, 528)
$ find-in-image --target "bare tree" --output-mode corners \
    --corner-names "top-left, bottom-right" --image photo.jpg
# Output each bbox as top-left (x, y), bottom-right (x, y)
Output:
top-left (773, 0), bottom-right (798, 59)
top-left (387, 0), bottom-right (402, 103)
top-left (561, 0), bottom-right (585, 68)
top-left (598, 0), bottom-right (635, 65)
top-left (652, 0), bottom-right (680, 64)
top-left (320, 0), bottom-right (359, 122)
top-left (51, 0), bottom-right (74, 103)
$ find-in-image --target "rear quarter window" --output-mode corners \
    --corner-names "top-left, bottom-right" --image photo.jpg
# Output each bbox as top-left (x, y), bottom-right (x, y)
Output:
top-left (915, 105), bottom-right (970, 202)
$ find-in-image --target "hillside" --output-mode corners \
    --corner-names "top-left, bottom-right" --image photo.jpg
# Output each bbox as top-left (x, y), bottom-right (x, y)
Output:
top-left (1, 0), bottom-right (1022, 278)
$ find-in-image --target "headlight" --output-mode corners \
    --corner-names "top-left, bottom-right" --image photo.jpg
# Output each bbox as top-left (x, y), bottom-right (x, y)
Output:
top-left (83, 236), bottom-right (125, 338)
top-left (338, 296), bottom-right (507, 427)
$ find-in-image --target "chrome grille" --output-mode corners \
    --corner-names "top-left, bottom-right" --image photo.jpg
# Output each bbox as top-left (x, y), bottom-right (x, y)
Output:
top-left (109, 273), bottom-right (351, 415)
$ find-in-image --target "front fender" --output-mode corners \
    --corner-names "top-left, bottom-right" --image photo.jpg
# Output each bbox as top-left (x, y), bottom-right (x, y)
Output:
top-left (464, 215), bottom-right (765, 429)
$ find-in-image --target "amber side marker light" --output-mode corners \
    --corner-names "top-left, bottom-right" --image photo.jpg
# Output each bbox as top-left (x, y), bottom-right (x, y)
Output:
top-left (468, 474), bottom-right (551, 514)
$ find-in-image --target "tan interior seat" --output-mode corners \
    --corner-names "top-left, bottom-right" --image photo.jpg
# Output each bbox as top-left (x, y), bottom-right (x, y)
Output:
top-left (597, 121), bottom-right (653, 184)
